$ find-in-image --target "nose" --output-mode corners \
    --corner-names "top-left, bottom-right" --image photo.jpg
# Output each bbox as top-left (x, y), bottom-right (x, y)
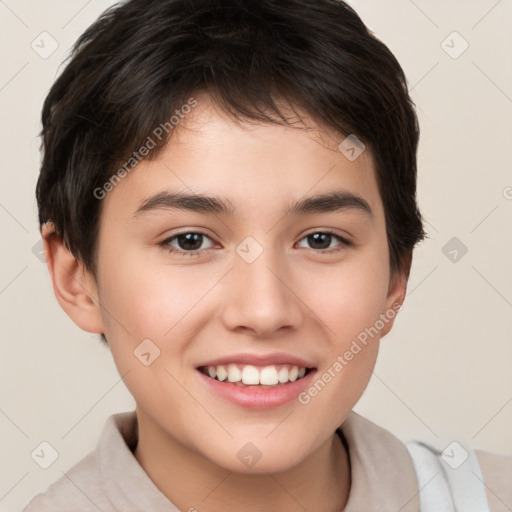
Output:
top-left (220, 246), bottom-right (304, 338)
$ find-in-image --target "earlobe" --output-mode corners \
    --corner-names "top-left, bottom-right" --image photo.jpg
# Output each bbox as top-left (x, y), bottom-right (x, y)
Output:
top-left (380, 257), bottom-right (411, 338)
top-left (42, 223), bottom-right (104, 334)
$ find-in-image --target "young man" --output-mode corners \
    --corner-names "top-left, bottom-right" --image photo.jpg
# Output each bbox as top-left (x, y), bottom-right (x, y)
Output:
top-left (25, 0), bottom-right (511, 510)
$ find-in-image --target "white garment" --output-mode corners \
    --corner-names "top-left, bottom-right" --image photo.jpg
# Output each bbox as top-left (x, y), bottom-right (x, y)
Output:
top-left (406, 439), bottom-right (491, 512)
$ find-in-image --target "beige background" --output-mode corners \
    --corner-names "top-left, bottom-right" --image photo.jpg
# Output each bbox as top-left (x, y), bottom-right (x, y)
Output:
top-left (1, 0), bottom-right (511, 510)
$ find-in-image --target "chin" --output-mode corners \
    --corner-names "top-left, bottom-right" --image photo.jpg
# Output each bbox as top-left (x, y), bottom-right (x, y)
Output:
top-left (203, 442), bottom-right (310, 475)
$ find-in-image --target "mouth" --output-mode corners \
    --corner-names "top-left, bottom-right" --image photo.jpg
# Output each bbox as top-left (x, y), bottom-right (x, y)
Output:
top-left (198, 363), bottom-right (314, 388)
top-left (196, 357), bottom-right (317, 409)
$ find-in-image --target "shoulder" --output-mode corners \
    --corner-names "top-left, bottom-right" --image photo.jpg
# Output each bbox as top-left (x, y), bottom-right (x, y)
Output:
top-left (404, 434), bottom-right (511, 512)
top-left (339, 410), bottom-right (421, 511)
top-left (22, 411), bottom-right (139, 512)
top-left (22, 451), bottom-right (108, 512)
top-left (475, 448), bottom-right (512, 512)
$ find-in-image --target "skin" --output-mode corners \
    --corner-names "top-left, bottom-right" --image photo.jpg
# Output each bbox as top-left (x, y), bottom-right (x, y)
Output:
top-left (43, 93), bottom-right (409, 512)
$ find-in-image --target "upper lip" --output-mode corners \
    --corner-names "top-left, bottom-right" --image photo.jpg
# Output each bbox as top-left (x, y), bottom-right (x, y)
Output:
top-left (197, 352), bottom-right (316, 369)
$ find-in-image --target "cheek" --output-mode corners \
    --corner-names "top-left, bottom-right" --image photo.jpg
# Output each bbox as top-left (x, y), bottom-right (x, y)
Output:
top-left (293, 265), bottom-right (387, 427)
top-left (96, 252), bottom-right (230, 386)
top-left (303, 255), bottom-right (390, 345)
top-left (95, 256), bottom-right (206, 424)
top-left (294, 246), bottom-right (390, 406)
top-left (98, 251), bottom-right (213, 337)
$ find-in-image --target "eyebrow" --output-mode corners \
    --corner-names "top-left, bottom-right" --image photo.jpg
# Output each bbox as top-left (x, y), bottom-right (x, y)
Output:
top-left (134, 189), bottom-right (373, 219)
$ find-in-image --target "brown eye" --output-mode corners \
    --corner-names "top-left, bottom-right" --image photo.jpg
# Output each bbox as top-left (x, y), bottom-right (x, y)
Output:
top-left (175, 233), bottom-right (204, 251)
top-left (297, 232), bottom-right (350, 252)
top-left (162, 232), bottom-right (216, 256)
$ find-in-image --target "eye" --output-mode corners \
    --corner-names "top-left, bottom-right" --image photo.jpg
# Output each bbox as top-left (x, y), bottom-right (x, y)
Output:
top-left (161, 232), bottom-right (216, 257)
top-left (297, 232), bottom-right (350, 252)
top-left (160, 230), bottom-right (350, 258)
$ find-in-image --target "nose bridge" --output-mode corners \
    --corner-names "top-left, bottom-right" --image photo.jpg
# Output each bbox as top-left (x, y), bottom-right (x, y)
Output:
top-left (220, 236), bottom-right (303, 335)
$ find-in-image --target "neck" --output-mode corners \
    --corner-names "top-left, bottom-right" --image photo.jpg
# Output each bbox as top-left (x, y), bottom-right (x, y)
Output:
top-left (133, 410), bottom-right (351, 512)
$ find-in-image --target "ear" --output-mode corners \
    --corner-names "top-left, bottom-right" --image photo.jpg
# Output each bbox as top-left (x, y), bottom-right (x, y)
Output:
top-left (41, 222), bottom-right (104, 334)
top-left (380, 252), bottom-right (412, 338)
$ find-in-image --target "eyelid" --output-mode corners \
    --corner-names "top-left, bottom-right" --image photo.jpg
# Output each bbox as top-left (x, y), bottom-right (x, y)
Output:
top-left (300, 228), bottom-right (352, 243)
top-left (296, 231), bottom-right (351, 252)
top-left (159, 228), bottom-right (352, 259)
top-left (160, 230), bottom-right (219, 257)
top-left (160, 227), bottom-right (216, 245)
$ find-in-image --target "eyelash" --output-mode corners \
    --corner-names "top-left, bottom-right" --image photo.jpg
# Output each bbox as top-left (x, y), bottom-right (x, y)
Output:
top-left (160, 231), bottom-right (351, 258)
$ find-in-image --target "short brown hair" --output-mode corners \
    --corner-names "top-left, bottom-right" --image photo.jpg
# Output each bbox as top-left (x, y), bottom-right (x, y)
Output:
top-left (36, 0), bottom-right (425, 278)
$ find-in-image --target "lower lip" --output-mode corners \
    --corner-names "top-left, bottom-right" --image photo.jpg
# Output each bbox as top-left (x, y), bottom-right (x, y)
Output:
top-left (197, 370), bottom-right (317, 409)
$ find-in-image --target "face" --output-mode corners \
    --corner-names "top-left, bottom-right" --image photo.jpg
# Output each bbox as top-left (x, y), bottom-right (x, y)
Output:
top-left (92, 94), bottom-right (405, 473)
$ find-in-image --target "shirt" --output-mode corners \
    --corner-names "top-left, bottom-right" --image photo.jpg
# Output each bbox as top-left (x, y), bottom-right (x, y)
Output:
top-left (23, 409), bottom-right (512, 511)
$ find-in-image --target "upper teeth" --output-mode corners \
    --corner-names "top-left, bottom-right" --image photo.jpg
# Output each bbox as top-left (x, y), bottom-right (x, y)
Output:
top-left (206, 364), bottom-right (307, 386)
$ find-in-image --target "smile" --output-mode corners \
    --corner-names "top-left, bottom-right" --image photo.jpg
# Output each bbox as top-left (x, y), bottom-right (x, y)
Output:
top-left (198, 363), bottom-right (311, 387)
top-left (196, 356), bottom-right (317, 409)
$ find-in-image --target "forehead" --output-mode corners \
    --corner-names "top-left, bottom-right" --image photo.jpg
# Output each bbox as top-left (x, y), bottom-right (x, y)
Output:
top-left (100, 95), bottom-right (385, 225)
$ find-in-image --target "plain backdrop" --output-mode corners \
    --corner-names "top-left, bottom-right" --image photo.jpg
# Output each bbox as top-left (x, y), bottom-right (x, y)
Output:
top-left (1, 0), bottom-right (511, 510)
